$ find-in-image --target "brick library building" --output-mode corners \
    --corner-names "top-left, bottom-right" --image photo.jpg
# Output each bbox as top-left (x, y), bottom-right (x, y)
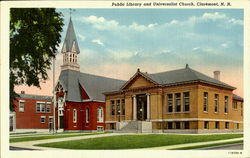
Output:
top-left (104, 65), bottom-right (243, 133)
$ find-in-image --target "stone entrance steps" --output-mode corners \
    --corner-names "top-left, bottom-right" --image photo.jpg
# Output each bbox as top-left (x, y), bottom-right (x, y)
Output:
top-left (116, 121), bottom-right (152, 133)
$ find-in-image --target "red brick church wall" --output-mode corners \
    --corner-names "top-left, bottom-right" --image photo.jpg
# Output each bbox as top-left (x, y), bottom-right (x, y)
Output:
top-left (63, 101), bottom-right (105, 131)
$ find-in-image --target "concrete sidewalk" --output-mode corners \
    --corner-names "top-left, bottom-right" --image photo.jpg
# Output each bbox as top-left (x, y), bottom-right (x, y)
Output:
top-left (10, 133), bottom-right (243, 150)
top-left (10, 133), bottom-right (127, 150)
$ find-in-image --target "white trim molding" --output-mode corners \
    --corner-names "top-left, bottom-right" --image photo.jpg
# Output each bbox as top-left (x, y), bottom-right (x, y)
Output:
top-left (150, 118), bottom-right (243, 123)
top-left (105, 121), bottom-right (118, 123)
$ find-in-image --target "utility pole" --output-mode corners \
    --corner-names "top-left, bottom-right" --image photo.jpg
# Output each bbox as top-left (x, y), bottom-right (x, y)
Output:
top-left (53, 53), bottom-right (57, 134)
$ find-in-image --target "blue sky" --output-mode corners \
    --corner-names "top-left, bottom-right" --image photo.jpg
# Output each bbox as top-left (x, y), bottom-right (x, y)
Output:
top-left (16, 9), bottom-right (243, 96)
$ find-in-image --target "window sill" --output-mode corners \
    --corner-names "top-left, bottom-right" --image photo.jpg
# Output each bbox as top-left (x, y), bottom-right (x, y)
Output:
top-left (165, 112), bottom-right (190, 114)
top-left (203, 111), bottom-right (208, 113)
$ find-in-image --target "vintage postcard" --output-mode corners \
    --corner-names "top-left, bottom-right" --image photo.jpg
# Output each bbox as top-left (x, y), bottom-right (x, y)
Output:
top-left (1, 0), bottom-right (250, 158)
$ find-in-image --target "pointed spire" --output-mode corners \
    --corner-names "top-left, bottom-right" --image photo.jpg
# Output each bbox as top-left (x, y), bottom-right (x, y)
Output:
top-left (62, 17), bottom-right (80, 54)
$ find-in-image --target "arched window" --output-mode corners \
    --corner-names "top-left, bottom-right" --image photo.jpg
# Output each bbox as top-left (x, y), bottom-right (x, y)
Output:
top-left (73, 109), bottom-right (77, 123)
top-left (97, 107), bottom-right (104, 122)
top-left (86, 108), bottom-right (89, 123)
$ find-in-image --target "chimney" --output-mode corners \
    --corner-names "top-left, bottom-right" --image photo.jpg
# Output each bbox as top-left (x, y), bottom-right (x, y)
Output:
top-left (214, 71), bottom-right (220, 81)
top-left (21, 91), bottom-right (25, 94)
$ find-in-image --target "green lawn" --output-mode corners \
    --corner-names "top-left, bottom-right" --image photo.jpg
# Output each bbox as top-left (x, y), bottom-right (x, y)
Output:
top-left (36, 133), bottom-right (243, 150)
top-left (173, 140), bottom-right (243, 150)
top-left (10, 132), bottom-right (107, 143)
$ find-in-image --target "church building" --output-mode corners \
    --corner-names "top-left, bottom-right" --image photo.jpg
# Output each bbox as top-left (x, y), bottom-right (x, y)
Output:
top-left (54, 18), bottom-right (125, 132)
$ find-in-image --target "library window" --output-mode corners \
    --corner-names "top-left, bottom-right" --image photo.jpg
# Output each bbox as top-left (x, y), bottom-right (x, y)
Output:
top-left (204, 121), bottom-right (209, 129)
top-left (183, 92), bottom-right (190, 112)
top-left (116, 100), bottom-right (120, 115)
top-left (168, 122), bottom-right (173, 129)
top-left (215, 121), bottom-right (219, 129)
top-left (184, 121), bottom-right (190, 129)
top-left (224, 96), bottom-right (228, 113)
top-left (111, 100), bottom-right (115, 116)
top-left (167, 94), bottom-right (173, 112)
top-left (203, 92), bottom-right (208, 112)
top-left (175, 93), bottom-right (181, 112)
top-left (175, 122), bottom-right (181, 129)
top-left (233, 101), bottom-right (237, 109)
top-left (225, 122), bottom-right (229, 129)
top-left (121, 99), bottom-right (125, 115)
top-left (214, 94), bottom-right (219, 113)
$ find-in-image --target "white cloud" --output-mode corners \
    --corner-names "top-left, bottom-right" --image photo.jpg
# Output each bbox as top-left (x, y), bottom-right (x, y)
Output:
top-left (83, 15), bottom-right (105, 23)
top-left (202, 12), bottom-right (226, 20)
top-left (192, 47), bottom-right (200, 51)
top-left (228, 18), bottom-right (243, 25)
top-left (221, 42), bottom-right (232, 48)
top-left (92, 39), bottom-right (104, 46)
top-left (148, 23), bottom-right (158, 28)
top-left (170, 20), bottom-right (179, 25)
top-left (160, 49), bottom-right (172, 54)
top-left (81, 15), bottom-right (119, 30)
top-left (128, 23), bottom-right (147, 31)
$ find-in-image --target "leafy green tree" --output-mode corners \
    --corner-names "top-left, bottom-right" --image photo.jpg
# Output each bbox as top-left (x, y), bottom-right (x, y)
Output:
top-left (10, 8), bottom-right (64, 110)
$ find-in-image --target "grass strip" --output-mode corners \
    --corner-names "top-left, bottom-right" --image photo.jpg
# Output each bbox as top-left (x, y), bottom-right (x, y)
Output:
top-left (36, 133), bottom-right (243, 150)
top-left (10, 132), bottom-right (107, 143)
top-left (172, 140), bottom-right (243, 150)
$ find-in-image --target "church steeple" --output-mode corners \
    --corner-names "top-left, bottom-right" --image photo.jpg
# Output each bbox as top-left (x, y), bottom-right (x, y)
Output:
top-left (61, 17), bottom-right (80, 71)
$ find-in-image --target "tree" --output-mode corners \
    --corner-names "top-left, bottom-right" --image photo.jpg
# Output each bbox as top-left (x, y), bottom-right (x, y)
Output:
top-left (10, 8), bottom-right (64, 110)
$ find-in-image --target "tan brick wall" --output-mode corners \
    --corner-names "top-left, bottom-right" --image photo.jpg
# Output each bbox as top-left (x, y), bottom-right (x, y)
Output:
top-left (105, 76), bottom-right (243, 131)
top-left (162, 84), bottom-right (199, 120)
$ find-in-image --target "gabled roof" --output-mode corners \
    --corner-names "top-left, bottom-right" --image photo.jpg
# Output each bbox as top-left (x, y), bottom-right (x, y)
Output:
top-left (121, 65), bottom-right (235, 90)
top-left (16, 93), bottom-right (52, 101)
top-left (233, 94), bottom-right (243, 101)
top-left (120, 69), bottom-right (158, 90)
top-left (61, 17), bottom-right (80, 54)
top-left (58, 70), bottom-right (126, 102)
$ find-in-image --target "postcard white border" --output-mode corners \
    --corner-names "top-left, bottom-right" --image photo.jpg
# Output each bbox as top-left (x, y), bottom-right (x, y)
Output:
top-left (1, 0), bottom-right (250, 158)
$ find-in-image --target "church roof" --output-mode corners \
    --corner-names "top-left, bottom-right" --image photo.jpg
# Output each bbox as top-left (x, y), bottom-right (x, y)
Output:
top-left (61, 18), bottom-right (80, 54)
top-left (58, 70), bottom-right (126, 102)
top-left (140, 65), bottom-right (235, 90)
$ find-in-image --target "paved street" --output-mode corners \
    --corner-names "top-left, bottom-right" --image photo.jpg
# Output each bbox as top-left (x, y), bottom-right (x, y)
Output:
top-left (199, 143), bottom-right (243, 150)
top-left (9, 146), bottom-right (37, 150)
